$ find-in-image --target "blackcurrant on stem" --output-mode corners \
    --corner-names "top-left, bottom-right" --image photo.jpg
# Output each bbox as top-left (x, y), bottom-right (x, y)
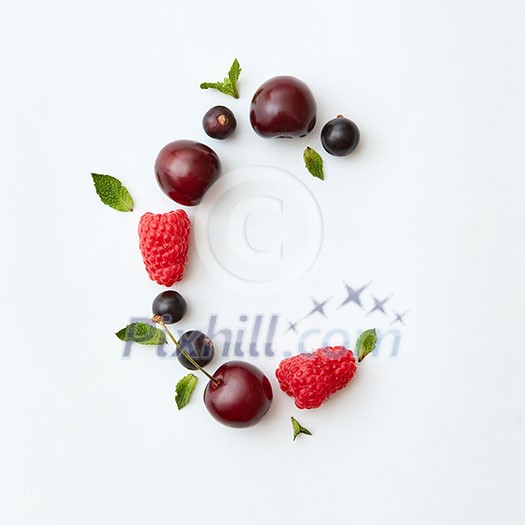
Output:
top-left (152, 315), bottom-right (220, 385)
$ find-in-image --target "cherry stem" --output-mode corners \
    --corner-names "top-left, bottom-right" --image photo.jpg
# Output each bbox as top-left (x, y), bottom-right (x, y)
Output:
top-left (152, 315), bottom-right (220, 385)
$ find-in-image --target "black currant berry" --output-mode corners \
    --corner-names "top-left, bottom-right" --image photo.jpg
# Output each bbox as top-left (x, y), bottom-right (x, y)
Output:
top-left (202, 106), bottom-right (237, 139)
top-left (152, 290), bottom-right (187, 324)
top-left (320, 115), bottom-right (360, 157)
top-left (176, 330), bottom-right (215, 370)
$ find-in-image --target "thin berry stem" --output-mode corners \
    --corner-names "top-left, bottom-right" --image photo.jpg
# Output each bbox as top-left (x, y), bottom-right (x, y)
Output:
top-left (153, 315), bottom-right (220, 385)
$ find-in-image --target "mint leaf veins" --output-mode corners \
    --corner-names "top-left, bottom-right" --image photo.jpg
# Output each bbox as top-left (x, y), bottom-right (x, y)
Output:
top-left (291, 417), bottom-right (312, 441)
top-left (303, 147), bottom-right (324, 180)
top-left (356, 328), bottom-right (378, 362)
top-left (91, 173), bottom-right (134, 212)
top-left (115, 323), bottom-right (166, 345)
top-left (200, 59), bottom-right (242, 99)
top-left (175, 374), bottom-right (198, 410)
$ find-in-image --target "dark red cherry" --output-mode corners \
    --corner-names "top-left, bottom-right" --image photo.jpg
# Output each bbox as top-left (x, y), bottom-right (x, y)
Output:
top-left (249, 76), bottom-right (316, 138)
top-left (204, 361), bottom-right (273, 428)
top-left (155, 140), bottom-right (221, 206)
top-left (202, 106), bottom-right (237, 139)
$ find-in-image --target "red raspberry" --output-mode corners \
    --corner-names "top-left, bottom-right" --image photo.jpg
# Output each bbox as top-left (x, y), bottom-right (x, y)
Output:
top-left (138, 211), bottom-right (191, 287)
top-left (275, 346), bottom-right (357, 409)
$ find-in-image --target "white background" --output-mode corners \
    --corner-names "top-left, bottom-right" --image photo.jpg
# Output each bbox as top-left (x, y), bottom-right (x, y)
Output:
top-left (1, 1), bottom-right (524, 524)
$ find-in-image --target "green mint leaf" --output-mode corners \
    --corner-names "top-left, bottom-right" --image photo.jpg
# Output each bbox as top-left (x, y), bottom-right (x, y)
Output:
top-left (227, 58), bottom-right (241, 98)
top-left (356, 328), bottom-right (378, 362)
top-left (115, 323), bottom-right (166, 345)
top-left (303, 147), bottom-right (324, 180)
top-left (91, 173), bottom-right (134, 212)
top-left (175, 373), bottom-right (198, 410)
top-left (291, 417), bottom-right (312, 441)
top-left (199, 81), bottom-right (227, 92)
top-left (200, 58), bottom-right (241, 99)
top-left (200, 82), bottom-right (235, 98)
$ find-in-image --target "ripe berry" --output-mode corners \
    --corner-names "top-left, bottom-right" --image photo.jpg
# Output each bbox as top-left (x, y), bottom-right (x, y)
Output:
top-left (152, 290), bottom-right (187, 324)
top-left (320, 115), bottom-right (360, 157)
top-left (138, 211), bottom-right (190, 287)
top-left (202, 106), bottom-right (237, 139)
top-left (204, 361), bottom-right (273, 428)
top-left (276, 346), bottom-right (357, 409)
top-left (153, 317), bottom-right (273, 429)
top-left (250, 76), bottom-right (316, 138)
top-left (176, 330), bottom-right (214, 369)
top-left (155, 140), bottom-right (221, 206)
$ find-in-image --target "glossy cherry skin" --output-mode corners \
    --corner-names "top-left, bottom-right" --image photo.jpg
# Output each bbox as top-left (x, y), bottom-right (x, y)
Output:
top-left (202, 106), bottom-right (237, 139)
top-left (204, 361), bottom-right (273, 428)
top-left (249, 76), bottom-right (317, 138)
top-left (155, 140), bottom-right (221, 206)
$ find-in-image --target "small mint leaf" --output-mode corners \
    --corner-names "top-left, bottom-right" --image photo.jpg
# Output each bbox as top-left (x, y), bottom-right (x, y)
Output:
top-left (200, 81), bottom-right (225, 92)
top-left (303, 147), bottom-right (324, 180)
top-left (91, 173), bottom-right (134, 212)
top-left (291, 417), bottom-right (312, 441)
top-left (200, 59), bottom-right (241, 99)
top-left (115, 323), bottom-right (166, 345)
top-left (227, 59), bottom-right (241, 98)
top-left (199, 81), bottom-right (235, 97)
top-left (356, 328), bottom-right (378, 362)
top-left (175, 374), bottom-right (198, 410)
